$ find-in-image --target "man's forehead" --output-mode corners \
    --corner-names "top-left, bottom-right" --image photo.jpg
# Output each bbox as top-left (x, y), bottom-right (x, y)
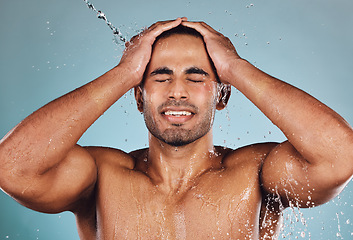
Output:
top-left (150, 35), bottom-right (210, 66)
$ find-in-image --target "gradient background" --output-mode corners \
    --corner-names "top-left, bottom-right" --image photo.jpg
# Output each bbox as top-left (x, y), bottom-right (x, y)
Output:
top-left (1, 0), bottom-right (352, 239)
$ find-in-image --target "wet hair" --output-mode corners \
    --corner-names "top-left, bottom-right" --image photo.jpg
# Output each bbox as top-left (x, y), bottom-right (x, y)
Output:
top-left (154, 25), bottom-right (203, 42)
top-left (142, 25), bottom-right (220, 84)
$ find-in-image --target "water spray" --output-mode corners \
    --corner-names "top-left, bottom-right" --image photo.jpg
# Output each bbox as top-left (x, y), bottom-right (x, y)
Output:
top-left (82, 0), bottom-right (126, 44)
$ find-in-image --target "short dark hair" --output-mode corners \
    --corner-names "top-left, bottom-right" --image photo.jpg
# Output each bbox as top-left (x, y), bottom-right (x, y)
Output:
top-left (154, 25), bottom-right (203, 43)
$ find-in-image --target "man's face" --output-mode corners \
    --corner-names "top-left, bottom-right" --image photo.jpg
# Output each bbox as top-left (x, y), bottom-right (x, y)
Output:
top-left (139, 34), bottom-right (220, 146)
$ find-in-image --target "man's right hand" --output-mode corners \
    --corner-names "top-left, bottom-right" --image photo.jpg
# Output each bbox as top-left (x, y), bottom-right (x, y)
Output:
top-left (118, 17), bottom-right (188, 87)
top-left (180, 21), bottom-right (241, 85)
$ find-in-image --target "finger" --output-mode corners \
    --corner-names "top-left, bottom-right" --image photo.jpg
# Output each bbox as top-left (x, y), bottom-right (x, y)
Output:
top-left (148, 17), bottom-right (188, 29)
top-left (147, 17), bottom-right (186, 37)
top-left (126, 17), bottom-right (187, 47)
top-left (125, 35), bottom-right (139, 47)
top-left (127, 20), bottom-right (175, 45)
top-left (141, 18), bottom-right (187, 44)
top-left (181, 21), bottom-right (220, 37)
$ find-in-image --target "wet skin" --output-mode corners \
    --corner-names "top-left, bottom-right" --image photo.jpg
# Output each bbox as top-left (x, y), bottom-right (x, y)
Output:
top-left (1, 19), bottom-right (353, 240)
top-left (77, 144), bottom-right (279, 239)
top-left (75, 35), bottom-right (281, 239)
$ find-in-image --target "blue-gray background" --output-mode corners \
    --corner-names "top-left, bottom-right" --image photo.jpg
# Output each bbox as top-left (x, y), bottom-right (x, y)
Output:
top-left (1, 0), bottom-right (352, 239)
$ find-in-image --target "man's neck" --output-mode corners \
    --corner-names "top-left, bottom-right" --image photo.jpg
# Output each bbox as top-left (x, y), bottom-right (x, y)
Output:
top-left (141, 131), bottom-right (221, 195)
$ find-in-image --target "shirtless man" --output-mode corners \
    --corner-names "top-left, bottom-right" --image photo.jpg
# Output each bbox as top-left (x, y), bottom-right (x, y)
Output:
top-left (1, 17), bottom-right (353, 239)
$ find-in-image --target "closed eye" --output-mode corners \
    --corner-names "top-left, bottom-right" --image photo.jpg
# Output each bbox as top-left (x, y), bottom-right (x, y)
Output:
top-left (187, 79), bottom-right (204, 83)
top-left (155, 79), bottom-right (171, 83)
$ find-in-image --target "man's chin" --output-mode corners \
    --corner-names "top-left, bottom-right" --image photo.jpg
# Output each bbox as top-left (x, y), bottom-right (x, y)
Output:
top-left (157, 129), bottom-right (201, 147)
top-left (163, 140), bottom-right (191, 147)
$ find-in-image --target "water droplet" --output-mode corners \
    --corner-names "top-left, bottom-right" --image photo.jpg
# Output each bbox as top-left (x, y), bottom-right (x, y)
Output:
top-left (97, 11), bottom-right (106, 20)
top-left (195, 193), bottom-right (203, 199)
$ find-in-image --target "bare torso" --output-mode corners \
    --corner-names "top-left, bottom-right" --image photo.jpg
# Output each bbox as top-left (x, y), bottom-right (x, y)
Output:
top-left (75, 144), bottom-right (282, 239)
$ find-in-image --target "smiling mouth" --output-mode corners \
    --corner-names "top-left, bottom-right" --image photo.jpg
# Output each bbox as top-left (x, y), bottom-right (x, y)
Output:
top-left (158, 101), bottom-right (198, 124)
top-left (163, 110), bottom-right (193, 117)
top-left (161, 110), bottom-right (195, 124)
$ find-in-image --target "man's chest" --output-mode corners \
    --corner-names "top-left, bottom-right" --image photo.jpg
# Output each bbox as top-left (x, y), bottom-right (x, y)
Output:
top-left (95, 168), bottom-right (262, 239)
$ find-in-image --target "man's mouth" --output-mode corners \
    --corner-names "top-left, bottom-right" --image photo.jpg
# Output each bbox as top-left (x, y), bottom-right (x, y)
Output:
top-left (161, 109), bottom-right (195, 124)
top-left (163, 110), bottom-right (193, 117)
top-left (158, 101), bottom-right (198, 124)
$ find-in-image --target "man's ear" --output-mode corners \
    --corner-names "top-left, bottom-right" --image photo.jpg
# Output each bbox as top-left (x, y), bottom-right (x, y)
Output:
top-left (134, 86), bottom-right (144, 113)
top-left (216, 83), bottom-right (231, 110)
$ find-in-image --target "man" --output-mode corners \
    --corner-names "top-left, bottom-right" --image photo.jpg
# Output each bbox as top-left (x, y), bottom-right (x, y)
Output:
top-left (0, 17), bottom-right (352, 239)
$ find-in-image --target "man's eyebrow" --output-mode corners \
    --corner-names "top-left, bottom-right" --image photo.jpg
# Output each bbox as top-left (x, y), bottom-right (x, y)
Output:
top-left (184, 67), bottom-right (209, 76)
top-left (150, 67), bottom-right (173, 76)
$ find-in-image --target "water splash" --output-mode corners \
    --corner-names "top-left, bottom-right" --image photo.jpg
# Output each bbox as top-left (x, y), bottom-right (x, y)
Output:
top-left (82, 0), bottom-right (126, 44)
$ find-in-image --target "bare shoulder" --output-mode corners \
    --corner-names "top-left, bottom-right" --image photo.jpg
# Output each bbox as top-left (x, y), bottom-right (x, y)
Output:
top-left (84, 146), bottom-right (137, 170)
top-left (218, 142), bottom-right (279, 168)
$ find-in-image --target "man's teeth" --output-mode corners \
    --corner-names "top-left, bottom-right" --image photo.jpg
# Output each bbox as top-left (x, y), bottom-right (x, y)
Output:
top-left (164, 110), bottom-right (192, 116)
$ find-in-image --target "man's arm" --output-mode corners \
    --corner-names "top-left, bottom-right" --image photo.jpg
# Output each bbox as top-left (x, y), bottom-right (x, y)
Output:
top-left (182, 21), bottom-right (353, 207)
top-left (0, 18), bottom-right (187, 213)
top-left (229, 60), bottom-right (353, 207)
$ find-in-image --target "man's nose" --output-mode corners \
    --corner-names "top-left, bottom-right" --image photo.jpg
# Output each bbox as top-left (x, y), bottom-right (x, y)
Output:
top-left (167, 79), bottom-right (189, 100)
